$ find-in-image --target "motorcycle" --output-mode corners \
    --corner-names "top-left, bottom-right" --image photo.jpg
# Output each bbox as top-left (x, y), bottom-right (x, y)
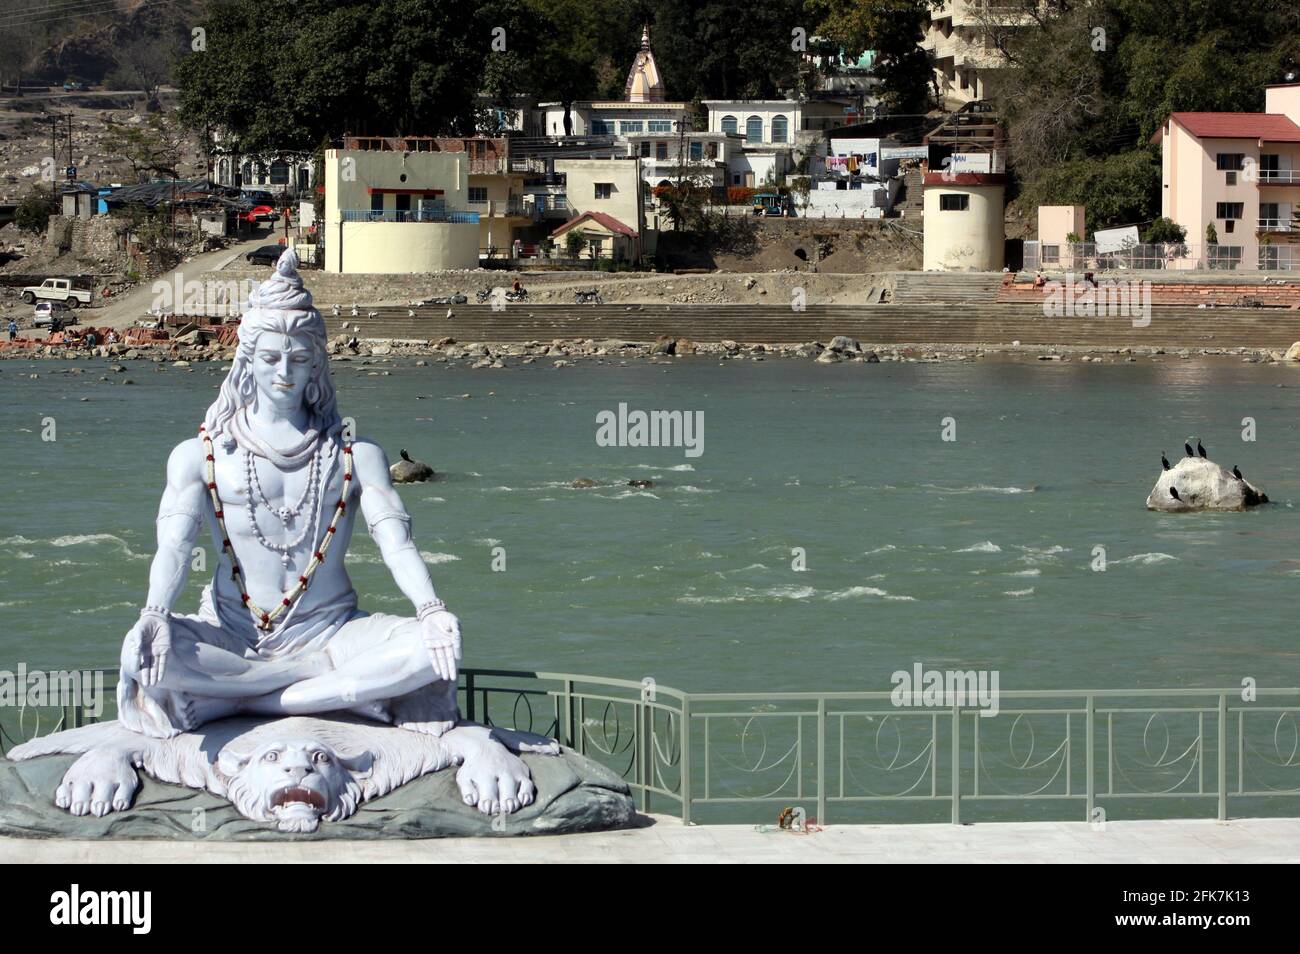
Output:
top-left (575, 289), bottom-right (603, 305)
top-left (477, 287), bottom-right (528, 303)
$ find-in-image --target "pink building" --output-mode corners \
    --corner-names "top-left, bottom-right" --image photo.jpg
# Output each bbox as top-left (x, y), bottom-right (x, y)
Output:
top-left (1153, 84), bottom-right (1300, 269)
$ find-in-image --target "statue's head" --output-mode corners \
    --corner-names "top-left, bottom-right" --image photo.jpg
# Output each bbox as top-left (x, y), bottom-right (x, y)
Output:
top-left (203, 248), bottom-right (340, 435)
top-left (218, 737), bottom-right (373, 833)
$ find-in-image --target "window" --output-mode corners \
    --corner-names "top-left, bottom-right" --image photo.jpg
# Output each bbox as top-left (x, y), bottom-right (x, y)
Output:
top-left (648, 120), bottom-right (672, 133)
top-left (1260, 202), bottom-right (1279, 224)
top-left (771, 115), bottom-right (788, 143)
top-left (620, 121), bottom-right (644, 134)
top-left (370, 193), bottom-right (384, 213)
top-left (1042, 245), bottom-right (1060, 264)
top-left (706, 142), bottom-right (718, 160)
top-left (1225, 219), bottom-right (1235, 233)
top-left (595, 183), bottom-right (613, 199)
top-left (939, 193), bottom-right (969, 211)
top-left (1226, 170), bottom-right (1237, 186)
top-left (591, 119), bottom-right (613, 135)
top-left (1216, 153), bottom-right (1245, 170)
top-left (639, 141), bottom-right (650, 157)
top-left (1216, 202), bottom-right (1244, 219)
top-left (468, 187), bottom-right (488, 203)
top-left (689, 141), bottom-right (703, 161)
top-left (721, 115), bottom-right (737, 135)
top-left (656, 141), bottom-right (668, 160)
top-left (745, 116), bottom-right (763, 142)
top-left (1261, 154), bottom-right (1280, 180)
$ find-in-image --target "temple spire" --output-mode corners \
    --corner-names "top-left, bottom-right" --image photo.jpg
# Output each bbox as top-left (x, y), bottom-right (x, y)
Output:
top-left (625, 23), bottom-right (665, 102)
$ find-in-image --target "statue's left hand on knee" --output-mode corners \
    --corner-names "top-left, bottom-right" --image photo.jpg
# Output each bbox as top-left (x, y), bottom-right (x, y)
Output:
top-left (420, 609), bottom-right (461, 683)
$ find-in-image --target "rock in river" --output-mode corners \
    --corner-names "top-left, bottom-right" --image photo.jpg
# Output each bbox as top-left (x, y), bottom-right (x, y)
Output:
top-left (390, 449), bottom-right (436, 483)
top-left (1146, 456), bottom-right (1268, 512)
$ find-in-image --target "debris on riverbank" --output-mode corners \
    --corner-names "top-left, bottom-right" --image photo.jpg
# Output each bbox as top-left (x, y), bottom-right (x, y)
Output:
top-left (0, 333), bottom-right (1294, 368)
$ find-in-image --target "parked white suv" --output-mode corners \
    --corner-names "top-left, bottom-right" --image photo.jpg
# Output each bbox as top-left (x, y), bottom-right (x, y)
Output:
top-left (21, 278), bottom-right (92, 307)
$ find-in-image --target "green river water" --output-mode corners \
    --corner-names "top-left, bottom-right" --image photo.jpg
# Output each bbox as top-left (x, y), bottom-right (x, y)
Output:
top-left (2, 353), bottom-right (1299, 696)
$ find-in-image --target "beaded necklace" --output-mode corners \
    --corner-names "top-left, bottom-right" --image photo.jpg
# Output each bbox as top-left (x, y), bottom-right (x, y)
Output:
top-left (200, 424), bottom-right (354, 631)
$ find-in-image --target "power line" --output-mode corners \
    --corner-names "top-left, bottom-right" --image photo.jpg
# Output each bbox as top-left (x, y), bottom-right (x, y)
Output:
top-left (0, 0), bottom-right (183, 29)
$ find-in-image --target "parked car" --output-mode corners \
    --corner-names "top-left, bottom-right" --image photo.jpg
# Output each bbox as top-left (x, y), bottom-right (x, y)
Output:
top-left (240, 205), bottom-right (281, 225)
top-left (21, 278), bottom-right (92, 307)
top-left (241, 190), bottom-right (275, 205)
top-left (246, 244), bottom-right (286, 266)
top-left (62, 80), bottom-right (86, 92)
top-left (32, 301), bottom-right (76, 327)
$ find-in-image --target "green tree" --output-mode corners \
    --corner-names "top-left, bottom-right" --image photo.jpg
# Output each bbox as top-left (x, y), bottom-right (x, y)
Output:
top-left (652, 0), bottom-right (805, 102)
top-left (14, 185), bottom-right (59, 234)
top-left (176, 0), bottom-right (534, 151)
top-left (806, 0), bottom-right (937, 113)
top-left (1142, 217), bottom-right (1186, 245)
top-left (1021, 149), bottom-right (1158, 229)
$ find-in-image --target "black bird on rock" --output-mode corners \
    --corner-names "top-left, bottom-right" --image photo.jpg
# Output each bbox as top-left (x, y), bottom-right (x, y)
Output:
top-left (1233, 465), bottom-right (1243, 480)
top-left (1184, 441), bottom-right (1195, 458)
top-left (1170, 487), bottom-right (1181, 501)
top-left (400, 449), bottom-right (413, 463)
top-left (1162, 452), bottom-right (1171, 471)
top-left (1197, 440), bottom-right (1208, 459)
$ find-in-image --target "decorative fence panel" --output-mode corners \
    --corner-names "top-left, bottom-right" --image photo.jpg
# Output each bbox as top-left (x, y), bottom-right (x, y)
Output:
top-left (4, 670), bottom-right (1299, 826)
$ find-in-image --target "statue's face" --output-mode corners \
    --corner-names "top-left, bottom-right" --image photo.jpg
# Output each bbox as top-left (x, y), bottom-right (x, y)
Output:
top-left (251, 332), bottom-right (315, 414)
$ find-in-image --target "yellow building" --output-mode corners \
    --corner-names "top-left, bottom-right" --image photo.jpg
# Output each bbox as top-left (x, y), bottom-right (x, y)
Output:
top-left (552, 158), bottom-right (645, 259)
top-left (323, 145), bottom-right (479, 273)
top-left (922, 172), bottom-right (1006, 271)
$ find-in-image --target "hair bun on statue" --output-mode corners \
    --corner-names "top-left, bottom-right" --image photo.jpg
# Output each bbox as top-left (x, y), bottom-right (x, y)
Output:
top-left (247, 248), bottom-right (314, 316)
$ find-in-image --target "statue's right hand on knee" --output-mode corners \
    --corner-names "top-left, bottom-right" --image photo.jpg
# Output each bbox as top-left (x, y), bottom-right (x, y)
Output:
top-left (125, 608), bottom-right (172, 688)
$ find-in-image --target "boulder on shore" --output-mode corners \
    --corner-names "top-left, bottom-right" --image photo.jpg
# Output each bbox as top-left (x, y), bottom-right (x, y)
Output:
top-left (570, 477), bottom-right (599, 488)
top-left (1146, 456), bottom-right (1268, 512)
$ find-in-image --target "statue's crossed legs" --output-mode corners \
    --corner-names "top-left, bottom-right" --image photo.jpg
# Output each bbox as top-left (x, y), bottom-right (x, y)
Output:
top-left (120, 611), bottom-right (457, 733)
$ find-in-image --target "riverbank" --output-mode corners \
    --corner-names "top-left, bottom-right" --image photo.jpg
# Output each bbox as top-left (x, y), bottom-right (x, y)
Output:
top-left (3, 333), bottom-right (1298, 368)
top-left (2, 815), bottom-right (1295, 862)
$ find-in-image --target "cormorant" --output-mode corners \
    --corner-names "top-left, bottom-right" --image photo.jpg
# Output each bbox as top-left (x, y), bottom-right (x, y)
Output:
top-left (1169, 487), bottom-right (1181, 501)
top-left (400, 449), bottom-right (413, 462)
top-left (1161, 452), bottom-right (1171, 471)
top-left (1184, 441), bottom-right (1195, 458)
top-left (1233, 465), bottom-right (1243, 480)
top-left (1197, 440), bottom-right (1207, 459)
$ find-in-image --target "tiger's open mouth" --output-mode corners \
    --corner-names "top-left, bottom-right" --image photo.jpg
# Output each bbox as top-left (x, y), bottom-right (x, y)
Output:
top-left (270, 786), bottom-right (327, 812)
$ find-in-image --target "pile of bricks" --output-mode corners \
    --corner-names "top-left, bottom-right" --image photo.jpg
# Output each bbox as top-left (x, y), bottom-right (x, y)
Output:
top-left (999, 280), bottom-right (1300, 308)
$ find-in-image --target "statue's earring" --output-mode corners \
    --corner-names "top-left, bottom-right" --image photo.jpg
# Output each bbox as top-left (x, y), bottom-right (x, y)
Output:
top-left (305, 381), bottom-right (320, 405)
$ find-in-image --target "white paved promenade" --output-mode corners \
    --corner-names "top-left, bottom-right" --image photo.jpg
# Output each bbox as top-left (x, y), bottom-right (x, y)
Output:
top-left (2, 816), bottom-right (1298, 863)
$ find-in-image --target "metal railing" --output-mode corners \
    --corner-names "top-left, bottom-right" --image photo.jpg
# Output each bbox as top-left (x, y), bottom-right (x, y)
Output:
top-left (1257, 170), bottom-right (1300, 185)
top-left (340, 209), bottom-right (480, 224)
top-left (5, 669), bottom-right (1300, 826)
top-left (1025, 240), bottom-right (1300, 272)
top-left (1257, 218), bottom-right (1296, 232)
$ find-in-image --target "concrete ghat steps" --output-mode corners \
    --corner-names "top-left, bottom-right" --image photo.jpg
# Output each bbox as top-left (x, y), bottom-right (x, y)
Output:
top-left (327, 304), bottom-right (1300, 349)
top-left (890, 272), bottom-right (1005, 303)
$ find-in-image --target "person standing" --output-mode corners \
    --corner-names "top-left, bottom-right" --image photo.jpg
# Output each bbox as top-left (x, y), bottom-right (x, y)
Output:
top-left (6, 319), bottom-right (17, 342)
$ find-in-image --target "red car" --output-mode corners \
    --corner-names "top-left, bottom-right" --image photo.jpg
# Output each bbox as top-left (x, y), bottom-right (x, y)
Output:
top-left (241, 205), bottom-right (281, 225)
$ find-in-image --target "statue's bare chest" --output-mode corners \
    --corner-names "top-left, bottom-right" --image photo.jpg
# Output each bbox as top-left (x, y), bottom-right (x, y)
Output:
top-left (208, 441), bottom-right (350, 526)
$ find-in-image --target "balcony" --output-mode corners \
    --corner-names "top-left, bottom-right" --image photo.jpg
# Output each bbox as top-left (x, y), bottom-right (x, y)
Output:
top-left (1257, 218), bottom-right (1296, 232)
top-left (341, 209), bottom-right (480, 224)
top-left (1257, 170), bottom-right (1300, 186)
top-left (467, 196), bottom-right (536, 219)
